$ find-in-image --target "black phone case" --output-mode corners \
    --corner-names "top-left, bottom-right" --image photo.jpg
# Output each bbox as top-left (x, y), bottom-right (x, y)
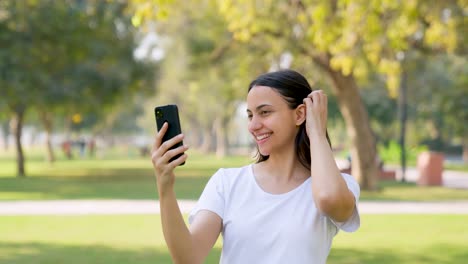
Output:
top-left (154, 105), bottom-right (185, 165)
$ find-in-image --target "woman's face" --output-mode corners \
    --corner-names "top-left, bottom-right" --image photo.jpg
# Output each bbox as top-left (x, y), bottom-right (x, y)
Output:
top-left (246, 85), bottom-right (302, 156)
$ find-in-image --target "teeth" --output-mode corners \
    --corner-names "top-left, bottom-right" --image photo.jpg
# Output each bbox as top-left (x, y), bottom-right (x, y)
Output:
top-left (256, 133), bottom-right (271, 140)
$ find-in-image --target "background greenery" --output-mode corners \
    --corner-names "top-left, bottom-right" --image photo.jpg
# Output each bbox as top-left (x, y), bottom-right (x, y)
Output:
top-left (1, 151), bottom-right (467, 201)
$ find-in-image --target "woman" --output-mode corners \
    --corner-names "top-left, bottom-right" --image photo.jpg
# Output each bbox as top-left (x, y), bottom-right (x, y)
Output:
top-left (151, 69), bottom-right (360, 264)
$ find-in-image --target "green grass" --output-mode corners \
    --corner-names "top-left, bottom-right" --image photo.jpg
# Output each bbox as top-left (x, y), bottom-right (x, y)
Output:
top-left (0, 215), bottom-right (221, 264)
top-left (445, 162), bottom-right (468, 172)
top-left (1, 149), bottom-right (468, 201)
top-left (361, 180), bottom-right (468, 201)
top-left (330, 214), bottom-right (468, 264)
top-left (0, 150), bottom-right (252, 201)
top-left (0, 214), bottom-right (467, 264)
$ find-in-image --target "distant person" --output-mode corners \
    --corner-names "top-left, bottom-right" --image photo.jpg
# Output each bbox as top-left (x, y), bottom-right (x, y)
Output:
top-left (77, 138), bottom-right (86, 157)
top-left (88, 138), bottom-right (96, 157)
top-left (151, 70), bottom-right (360, 264)
top-left (61, 140), bottom-right (73, 159)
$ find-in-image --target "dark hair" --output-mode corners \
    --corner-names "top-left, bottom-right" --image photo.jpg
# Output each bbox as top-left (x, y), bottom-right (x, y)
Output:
top-left (248, 69), bottom-right (332, 171)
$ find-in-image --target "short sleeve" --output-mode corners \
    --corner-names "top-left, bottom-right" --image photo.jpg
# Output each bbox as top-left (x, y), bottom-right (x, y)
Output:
top-left (188, 168), bottom-right (225, 224)
top-left (330, 173), bottom-right (361, 232)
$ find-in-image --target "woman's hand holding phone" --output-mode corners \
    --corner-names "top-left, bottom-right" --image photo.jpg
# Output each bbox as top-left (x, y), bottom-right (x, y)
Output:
top-left (151, 122), bottom-right (189, 194)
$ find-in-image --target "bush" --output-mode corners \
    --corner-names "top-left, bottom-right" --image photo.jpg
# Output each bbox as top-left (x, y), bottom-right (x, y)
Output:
top-left (378, 141), bottom-right (428, 165)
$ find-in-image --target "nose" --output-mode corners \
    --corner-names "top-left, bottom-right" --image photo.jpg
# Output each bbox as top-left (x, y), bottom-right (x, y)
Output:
top-left (248, 115), bottom-right (262, 132)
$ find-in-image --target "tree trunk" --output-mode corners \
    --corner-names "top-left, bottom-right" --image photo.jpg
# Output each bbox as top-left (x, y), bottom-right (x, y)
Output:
top-left (40, 111), bottom-right (55, 163)
top-left (214, 116), bottom-right (228, 158)
top-left (313, 55), bottom-right (378, 190)
top-left (1, 121), bottom-right (9, 151)
top-left (463, 137), bottom-right (468, 163)
top-left (10, 106), bottom-right (26, 177)
top-left (199, 127), bottom-right (212, 154)
top-left (331, 74), bottom-right (378, 190)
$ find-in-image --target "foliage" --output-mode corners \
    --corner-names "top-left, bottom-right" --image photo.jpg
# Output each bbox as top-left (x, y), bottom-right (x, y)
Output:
top-left (128, 0), bottom-right (467, 189)
top-left (0, 0), bottom-right (155, 130)
top-left (378, 140), bottom-right (428, 165)
top-left (132, 0), bottom-right (271, 154)
top-left (403, 54), bottom-right (467, 150)
top-left (218, 0), bottom-right (465, 95)
top-left (0, 0), bottom-right (157, 175)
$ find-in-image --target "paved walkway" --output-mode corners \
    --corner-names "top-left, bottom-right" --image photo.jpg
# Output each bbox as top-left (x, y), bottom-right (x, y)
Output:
top-left (1, 200), bottom-right (468, 215)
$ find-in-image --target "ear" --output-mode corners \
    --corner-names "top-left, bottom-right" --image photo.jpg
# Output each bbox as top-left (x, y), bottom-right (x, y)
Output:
top-left (295, 104), bottom-right (306, 126)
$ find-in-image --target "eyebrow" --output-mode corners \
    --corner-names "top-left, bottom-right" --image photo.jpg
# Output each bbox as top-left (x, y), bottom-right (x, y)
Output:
top-left (246, 104), bottom-right (272, 113)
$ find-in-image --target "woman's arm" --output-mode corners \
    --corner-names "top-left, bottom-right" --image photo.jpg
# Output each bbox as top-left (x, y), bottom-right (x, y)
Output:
top-left (303, 91), bottom-right (356, 222)
top-left (308, 132), bottom-right (355, 222)
top-left (152, 123), bottom-right (221, 263)
top-left (159, 189), bottom-right (222, 264)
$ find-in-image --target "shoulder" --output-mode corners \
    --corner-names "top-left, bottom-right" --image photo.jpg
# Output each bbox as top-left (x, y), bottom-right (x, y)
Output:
top-left (220, 164), bottom-right (251, 176)
top-left (213, 164), bottom-right (252, 184)
top-left (208, 164), bottom-right (253, 194)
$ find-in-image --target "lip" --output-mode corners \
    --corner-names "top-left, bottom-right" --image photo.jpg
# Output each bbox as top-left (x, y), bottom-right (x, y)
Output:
top-left (254, 133), bottom-right (272, 144)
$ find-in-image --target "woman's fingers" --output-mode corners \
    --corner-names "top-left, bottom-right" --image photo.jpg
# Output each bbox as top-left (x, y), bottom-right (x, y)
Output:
top-left (159, 134), bottom-right (184, 154)
top-left (307, 90), bottom-right (327, 105)
top-left (153, 122), bottom-right (168, 151)
top-left (168, 152), bottom-right (189, 169)
top-left (310, 90), bottom-right (321, 105)
top-left (152, 134), bottom-right (186, 168)
top-left (304, 90), bottom-right (328, 136)
top-left (163, 144), bottom-right (189, 164)
top-left (151, 123), bottom-right (187, 172)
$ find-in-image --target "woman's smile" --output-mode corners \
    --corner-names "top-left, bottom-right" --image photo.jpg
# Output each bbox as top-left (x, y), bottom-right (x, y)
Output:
top-left (255, 133), bottom-right (272, 142)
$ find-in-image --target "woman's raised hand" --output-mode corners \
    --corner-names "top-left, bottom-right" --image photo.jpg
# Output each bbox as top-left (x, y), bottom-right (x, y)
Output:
top-left (302, 90), bottom-right (328, 139)
top-left (151, 122), bottom-right (189, 194)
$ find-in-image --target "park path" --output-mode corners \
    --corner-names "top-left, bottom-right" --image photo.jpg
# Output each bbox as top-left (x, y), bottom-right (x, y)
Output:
top-left (1, 200), bottom-right (468, 215)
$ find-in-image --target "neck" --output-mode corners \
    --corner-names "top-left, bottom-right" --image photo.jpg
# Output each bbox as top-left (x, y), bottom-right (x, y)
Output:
top-left (260, 147), bottom-right (309, 183)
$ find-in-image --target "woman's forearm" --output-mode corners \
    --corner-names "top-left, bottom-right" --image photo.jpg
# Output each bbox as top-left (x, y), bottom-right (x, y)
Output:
top-left (309, 132), bottom-right (355, 221)
top-left (159, 188), bottom-right (198, 264)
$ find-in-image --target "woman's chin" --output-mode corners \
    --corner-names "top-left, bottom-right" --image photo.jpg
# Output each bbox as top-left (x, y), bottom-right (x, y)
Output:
top-left (258, 148), bottom-right (270, 156)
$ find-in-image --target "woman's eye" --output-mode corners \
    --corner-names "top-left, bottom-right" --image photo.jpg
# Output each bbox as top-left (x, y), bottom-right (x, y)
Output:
top-left (260, 111), bottom-right (270, 115)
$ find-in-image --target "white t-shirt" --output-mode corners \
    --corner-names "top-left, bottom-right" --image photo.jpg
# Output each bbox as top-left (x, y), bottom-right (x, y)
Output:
top-left (189, 164), bottom-right (360, 264)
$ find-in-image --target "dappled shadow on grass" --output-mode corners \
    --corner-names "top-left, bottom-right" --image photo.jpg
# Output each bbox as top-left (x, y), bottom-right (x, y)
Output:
top-left (328, 244), bottom-right (468, 264)
top-left (2, 241), bottom-right (465, 264)
top-left (0, 167), bottom-right (215, 200)
top-left (0, 241), bottom-right (221, 264)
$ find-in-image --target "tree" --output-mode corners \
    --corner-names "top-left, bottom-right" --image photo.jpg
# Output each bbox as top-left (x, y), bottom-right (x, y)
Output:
top-left (406, 54), bottom-right (467, 159)
top-left (0, 0), bottom-right (155, 176)
top-left (216, 0), bottom-right (465, 189)
top-left (131, 0), bottom-right (465, 189)
top-left (0, 100), bottom-right (9, 151)
top-left (133, 0), bottom-right (268, 156)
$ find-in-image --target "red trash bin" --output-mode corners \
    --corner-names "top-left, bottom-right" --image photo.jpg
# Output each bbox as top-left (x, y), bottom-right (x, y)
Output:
top-left (417, 151), bottom-right (444, 186)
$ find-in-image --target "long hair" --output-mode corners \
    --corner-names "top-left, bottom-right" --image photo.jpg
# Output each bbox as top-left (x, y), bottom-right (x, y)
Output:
top-left (248, 69), bottom-right (332, 170)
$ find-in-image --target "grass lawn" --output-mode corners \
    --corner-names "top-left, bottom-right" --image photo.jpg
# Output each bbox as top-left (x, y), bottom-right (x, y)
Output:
top-left (0, 150), bottom-right (251, 200)
top-left (445, 162), bottom-right (468, 172)
top-left (1, 150), bottom-right (468, 201)
top-left (0, 214), bottom-right (467, 264)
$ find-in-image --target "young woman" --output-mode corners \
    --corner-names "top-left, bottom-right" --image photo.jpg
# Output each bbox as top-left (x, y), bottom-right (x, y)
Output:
top-left (151, 69), bottom-right (360, 264)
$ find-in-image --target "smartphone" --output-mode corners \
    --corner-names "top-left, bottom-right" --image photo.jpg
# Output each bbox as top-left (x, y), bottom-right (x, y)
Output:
top-left (154, 104), bottom-right (185, 165)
